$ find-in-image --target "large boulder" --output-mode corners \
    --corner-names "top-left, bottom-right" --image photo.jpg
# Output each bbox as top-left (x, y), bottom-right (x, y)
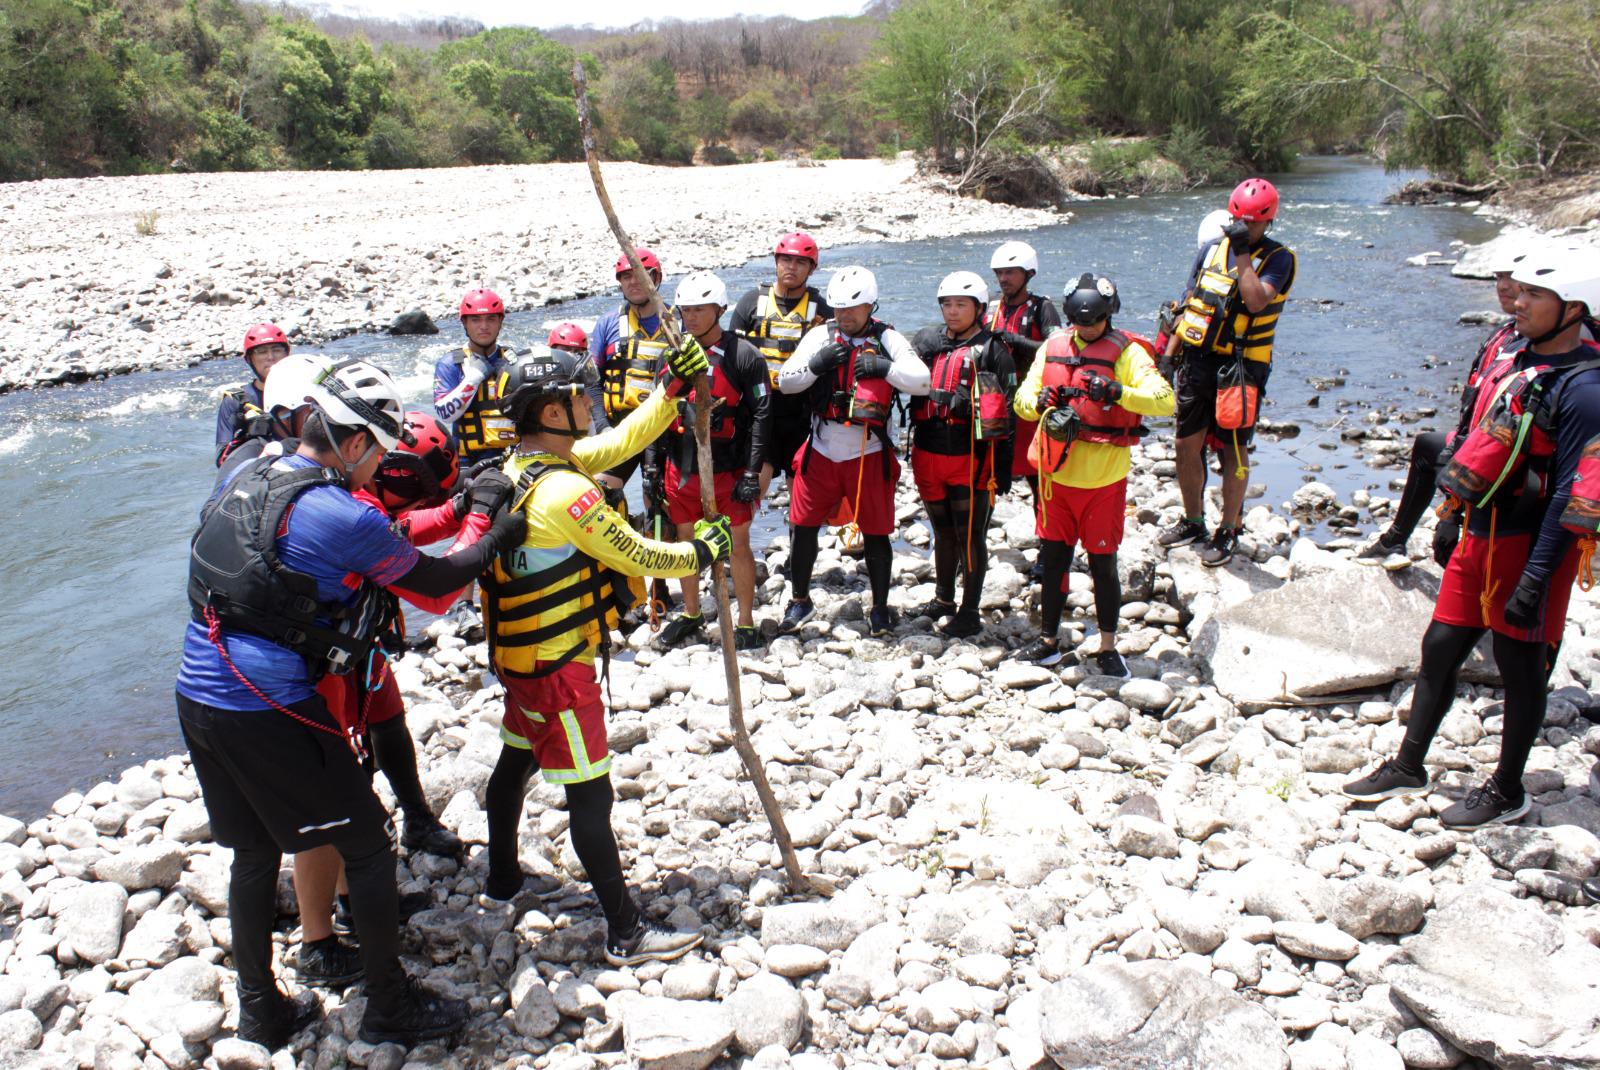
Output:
top-left (1385, 884), bottom-right (1600, 1069)
top-left (52, 883), bottom-right (128, 964)
top-left (388, 308), bottom-right (439, 335)
top-left (1041, 959), bottom-right (1289, 1070)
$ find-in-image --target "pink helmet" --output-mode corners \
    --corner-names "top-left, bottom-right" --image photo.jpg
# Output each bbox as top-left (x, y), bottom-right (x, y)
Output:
top-left (615, 247), bottom-right (662, 278)
top-left (1228, 178), bottom-right (1280, 222)
top-left (547, 322), bottom-right (589, 350)
top-left (459, 288), bottom-right (505, 317)
top-left (774, 231), bottom-right (819, 264)
top-left (242, 322), bottom-right (288, 356)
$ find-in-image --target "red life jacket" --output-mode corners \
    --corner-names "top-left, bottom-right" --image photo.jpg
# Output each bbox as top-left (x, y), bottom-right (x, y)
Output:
top-left (1031, 329), bottom-right (1147, 472)
top-left (1451, 323), bottom-right (1519, 443)
top-left (670, 341), bottom-right (741, 442)
top-left (912, 335), bottom-right (1011, 441)
top-left (1561, 432), bottom-right (1600, 592)
top-left (815, 325), bottom-right (892, 430)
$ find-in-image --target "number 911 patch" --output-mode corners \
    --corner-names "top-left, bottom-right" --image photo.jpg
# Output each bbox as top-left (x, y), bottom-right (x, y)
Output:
top-left (568, 488), bottom-right (603, 521)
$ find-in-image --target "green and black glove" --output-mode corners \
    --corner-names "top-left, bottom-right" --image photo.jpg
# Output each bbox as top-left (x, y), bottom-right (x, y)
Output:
top-left (692, 514), bottom-right (733, 568)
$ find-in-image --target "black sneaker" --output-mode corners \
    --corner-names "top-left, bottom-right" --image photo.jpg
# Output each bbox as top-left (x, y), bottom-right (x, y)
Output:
top-left (657, 613), bottom-right (705, 647)
top-left (237, 984), bottom-right (322, 1051)
top-left (1440, 779), bottom-right (1530, 829)
top-left (1199, 527), bottom-right (1238, 568)
top-left (604, 921), bottom-right (704, 967)
top-left (1026, 561), bottom-right (1044, 584)
top-left (915, 598), bottom-right (956, 621)
top-left (1093, 649), bottom-right (1130, 678)
top-left (1584, 876), bottom-right (1600, 905)
top-left (1016, 637), bottom-right (1063, 667)
top-left (777, 600), bottom-right (814, 635)
top-left (733, 625), bottom-right (763, 651)
top-left (401, 813), bottom-right (463, 858)
top-left (336, 891), bottom-right (433, 936)
top-left (940, 609), bottom-right (982, 639)
top-left (1158, 518), bottom-right (1206, 548)
top-left (869, 606), bottom-right (896, 637)
top-left (358, 976), bottom-right (469, 1046)
top-left (1343, 759), bottom-right (1428, 802)
top-left (296, 936), bottom-right (363, 989)
top-left (1356, 530), bottom-right (1405, 560)
top-left (479, 870), bottom-right (561, 904)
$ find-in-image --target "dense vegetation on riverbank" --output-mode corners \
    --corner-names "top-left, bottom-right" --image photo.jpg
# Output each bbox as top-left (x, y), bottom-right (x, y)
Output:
top-left (2, 0), bottom-right (1595, 192)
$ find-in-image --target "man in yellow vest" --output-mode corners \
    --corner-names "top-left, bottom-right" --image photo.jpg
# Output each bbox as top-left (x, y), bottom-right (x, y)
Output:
top-left (478, 340), bottom-right (733, 968)
top-left (1159, 179), bottom-right (1297, 567)
top-left (1014, 274), bottom-right (1174, 675)
top-left (434, 288), bottom-right (518, 467)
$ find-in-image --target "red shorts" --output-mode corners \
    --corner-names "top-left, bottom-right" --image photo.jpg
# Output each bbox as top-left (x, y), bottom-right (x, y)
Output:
top-left (1433, 530), bottom-right (1579, 643)
top-left (318, 663), bottom-right (405, 734)
top-left (500, 661), bottom-right (611, 785)
top-left (911, 448), bottom-right (992, 502)
top-left (1012, 419), bottom-right (1039, 477)
top-left (663, 462), bottom-right (753, 527)
top-left (789, 441), bottom-right (901, 536)
top-left (1037, 479), bottom-right (1127, 552)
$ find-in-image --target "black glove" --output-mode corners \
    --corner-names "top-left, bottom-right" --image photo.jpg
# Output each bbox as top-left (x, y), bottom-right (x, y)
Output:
top-left (639, 466), bottom-right (663, 508)
top-left (1038, 385), bottom-right (1073, 410)
top-left (854, 351), bottom-right (892, 380)
top-left (604, 482), bottom-right (629, 511)
top-left (1502, 574), bottom-right (1544, 630)
top-left (808, 341), bottom-right (851, 376)
top-left (486, 509), bottom-right (527, 553)
top-left (731, 471), bottom-right (761, 503)
top-left (463, 469), bottom-right (515, 516)
top-left (1224, 219), bottom-right (1251, 255)
top-left (1084, 374), bottom-right (1122, 403)
top-left (1431, 514), bottom-right (1460, 567)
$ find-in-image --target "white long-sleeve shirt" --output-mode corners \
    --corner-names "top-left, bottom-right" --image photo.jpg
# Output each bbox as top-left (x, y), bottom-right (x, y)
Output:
top-left (777, 321), bottom-right (930, 462)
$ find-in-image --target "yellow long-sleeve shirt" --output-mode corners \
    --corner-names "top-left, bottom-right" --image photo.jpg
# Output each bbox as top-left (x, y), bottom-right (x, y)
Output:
top-left (1013, 328), bottom-right (1175, 489)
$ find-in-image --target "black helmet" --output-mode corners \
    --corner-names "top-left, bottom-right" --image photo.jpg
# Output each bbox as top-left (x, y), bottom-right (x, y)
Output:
top-left (1063, 272), bottom-right (1120, 327)
top-left (501, 346), bottom-right (591, 436)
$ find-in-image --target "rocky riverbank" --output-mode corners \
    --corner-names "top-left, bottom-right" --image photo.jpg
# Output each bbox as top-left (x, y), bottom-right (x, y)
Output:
top-left (2, 446), bottom-right (1598, 1070)
top-left (0, 158), bottom-right (1055, 394)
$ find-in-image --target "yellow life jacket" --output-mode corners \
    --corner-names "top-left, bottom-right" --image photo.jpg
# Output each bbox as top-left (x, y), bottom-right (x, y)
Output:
top-left (481, 458), bottom-right (645, 677)
top-left (1174, 240), bottom-right (1295, 364)
top-left (601, 305), bottom-right (672, 418)
top-left (749, 286), bottom-right (815, 380)
top-left (456, 346), bottom-right (517, 455)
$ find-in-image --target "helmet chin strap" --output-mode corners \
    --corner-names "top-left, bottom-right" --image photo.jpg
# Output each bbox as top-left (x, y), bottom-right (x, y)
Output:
top-left (537, 396), bottom-right (587, 438)
top-left (1527, 305), bottom-right (1582, 347)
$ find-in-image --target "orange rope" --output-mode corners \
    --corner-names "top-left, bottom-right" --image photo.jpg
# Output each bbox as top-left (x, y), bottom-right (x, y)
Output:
top-left (1578, 537), bottom-right (1597, 593)
top-left (837, 423), bottom-right (870, 552)
top-left (1479, 505), bottom-right (1499, 627)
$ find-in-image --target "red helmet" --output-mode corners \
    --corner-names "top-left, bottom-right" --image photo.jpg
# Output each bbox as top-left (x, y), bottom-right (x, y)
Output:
top-left (547, 322), bottom-right (589, 350)
top-left (774, 231), bottom-right (819, 264)
top-left (459, 288), bottom-right (505, 317)
top-left (242, 322), bottom-right (288, 356)
top-left (374, 411), bottom-right (459, 509)
top-left (1228, 178), bottom-right (1280, 222)
top-left (615, 247), bottom-right (662, 278)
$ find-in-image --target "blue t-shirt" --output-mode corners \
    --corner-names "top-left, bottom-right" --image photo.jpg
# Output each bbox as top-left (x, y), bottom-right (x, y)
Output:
top-left (176, 455), bottom-right (420, 710)
top-left (214, 382), bottom-right (265, 450)
top-left (1187, 237), bottom-right (1295, 297)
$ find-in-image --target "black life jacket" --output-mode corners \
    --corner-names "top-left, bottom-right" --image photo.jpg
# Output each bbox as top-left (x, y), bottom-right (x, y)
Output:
top-left (188, 456), bottom-right (398, 677)
top-left (216, 385), bottom-right (273, 467)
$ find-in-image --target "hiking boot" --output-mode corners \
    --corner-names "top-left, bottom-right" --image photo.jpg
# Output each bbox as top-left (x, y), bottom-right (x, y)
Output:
top-left (358, 976), bottom-right (469, 1046)
top-left (914, 597), bottom-right (956, 621)
top-left (940, 609), bottom-right (983, 639)
top-left (1199, 526), bottom-right (1238, 568)
top-left (1440, 779), bottom-right (1529, 829)
top-left (733, 625), bottom-right (763, 651)
top-left (604, 921), bottom-right (704, 967)
top-left (1093, 649), bottom-right (1130, 679)
top-left (869, 606), bottom-right (897, 637)
top-left (1157, 518), bottom-right (1206, 548)
top-left (237, 984), bottom-right (322, 1051)
top-left (777, 599), bottom-right (814, 635)
top-left (296, 936), bottom-right (363, 989)
top-left (657, 613), bottom-right (705, 648)
top-left (1016, 637), bottom-right (1063, 667)
top-left (1343, 759), bottom-right (1428, 802)
top-left (401, 813), bottom-right (462, 858)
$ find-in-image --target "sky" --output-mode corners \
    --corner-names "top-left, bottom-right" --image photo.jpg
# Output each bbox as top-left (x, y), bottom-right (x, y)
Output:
top-left (320, 0), bottom-right (869, 29)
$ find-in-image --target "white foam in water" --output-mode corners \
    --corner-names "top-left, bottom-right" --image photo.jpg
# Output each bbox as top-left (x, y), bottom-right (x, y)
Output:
top-left (100, 388), bottom-right (187, 417)
top-left (0, 424), bottom-right (33, 456)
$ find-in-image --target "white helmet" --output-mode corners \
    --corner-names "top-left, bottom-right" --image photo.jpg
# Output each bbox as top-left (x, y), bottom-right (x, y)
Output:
top-left (989, 241), bottom-right (1038, 275)
top-left (1510, 245), bottom-right (1600, 313)
top-left (936, 271), bottom-right (989, 306)
top-left (1197, 209), bottom-right (1233, 248)
top-left (825, 265), bottom-right (878, 309)
top-left (306, 359), bottom-right (407, 451)
top-left (262, 353), bottom-right (332, 416)
top-left (674, 271), bottom-right (728, 309)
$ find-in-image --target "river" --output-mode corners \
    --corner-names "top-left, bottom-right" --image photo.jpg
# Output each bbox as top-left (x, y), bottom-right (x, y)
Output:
top-left (0, 155), bottom-right (1503, 818)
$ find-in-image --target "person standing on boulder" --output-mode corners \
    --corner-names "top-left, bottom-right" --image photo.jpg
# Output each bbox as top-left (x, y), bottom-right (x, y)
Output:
top-left (647, 272), bottom-right (773, 650)
top-left (1013, 274), bottom-right (1174, 675)
top-left (728, 232), bottom-right (831, 496)
top-left (433, 288), bottom-right (518, 467)
top-left (776, 265), bottom-right (930, 638)
top-left (1159, 179), bottom-right (1297, 567)
top-left (216, 322), bottom-right (291, 464)
top-left (909, 271), bottom-right (1017, 639)
top-left (1345, 247), bottom-right (1600, 827)
top-left (987, 241), bottom-right (1060, 509)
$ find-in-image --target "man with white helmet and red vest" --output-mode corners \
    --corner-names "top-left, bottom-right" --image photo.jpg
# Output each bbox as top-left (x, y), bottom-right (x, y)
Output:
top-left (1014, 273), bottom-right (1174, 676)
top-left (180, 358), bottom-right (528, 1050)
top-left (588, 247), bottom-right (675, 503)
top-left (647, 271), bottom-right (773, 650)
top-left (909, 271), bottom-right (1017, 639)
top-left (729, 232), bottom-right (832, 494)
top-left (433, 287), bottom-right (518, 467)
top-left (776, 265), bottom-right (930, 637)
top-left (216, 322), bottom-right (292, 463)
top-left (987, 241), bottom-right (1061, 507)
top-left (1345, 245), bottom-right (1600, 829)
top-left (1160, 178), bottom-right (1297, 567)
